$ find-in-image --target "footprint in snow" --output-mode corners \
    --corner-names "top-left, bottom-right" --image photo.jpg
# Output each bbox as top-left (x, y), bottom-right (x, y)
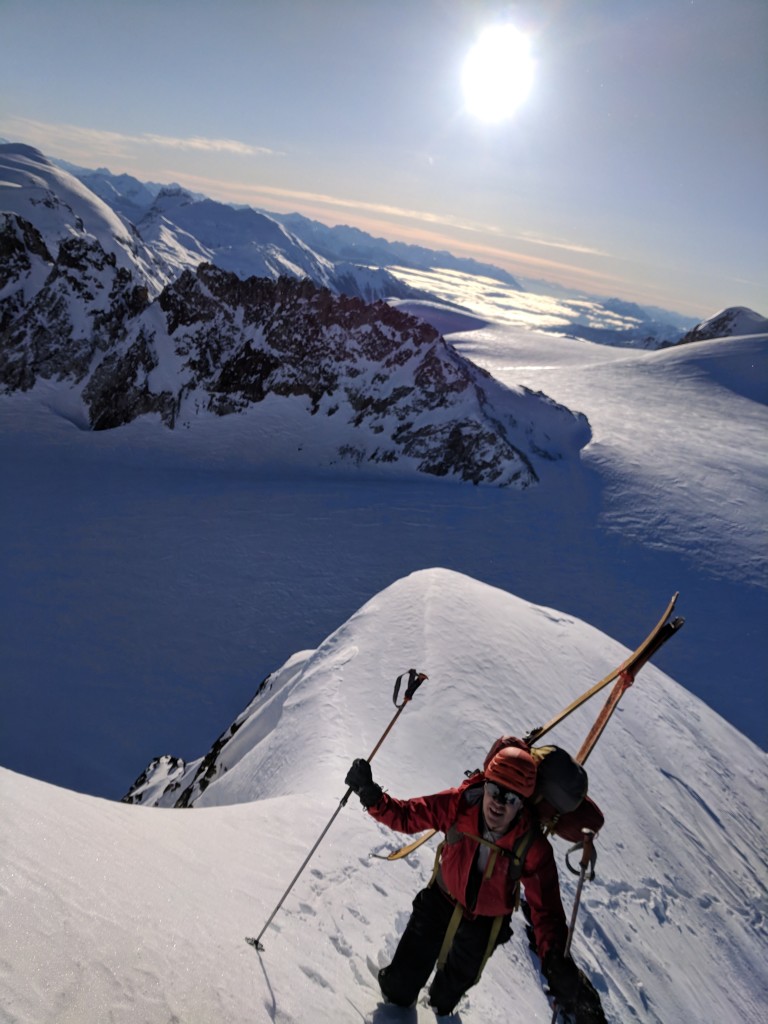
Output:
top-left (299, 963), bottom-right (333, 990)
top-left (346, 904), bottom-right (370, 924)
top-left (330, 932), bottom-right (353, 957)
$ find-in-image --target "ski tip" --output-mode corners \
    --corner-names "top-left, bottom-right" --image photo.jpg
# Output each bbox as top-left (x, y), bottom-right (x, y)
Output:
top-left (245, 936), bottom-right (264, 953)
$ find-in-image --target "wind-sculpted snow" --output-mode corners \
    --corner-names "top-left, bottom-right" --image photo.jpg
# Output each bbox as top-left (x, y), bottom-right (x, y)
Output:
top-left (112, 568), bottom-right (763, 1024)
top-left (0, 211), bottom-right (590, 485)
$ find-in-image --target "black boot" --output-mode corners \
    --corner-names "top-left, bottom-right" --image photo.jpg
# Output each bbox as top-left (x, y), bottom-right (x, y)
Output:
top-left (378, 966), bottom-right (417, 1009)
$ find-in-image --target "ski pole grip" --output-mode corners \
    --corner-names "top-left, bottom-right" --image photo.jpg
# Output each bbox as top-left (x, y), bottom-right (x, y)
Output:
top-left (565, 828), bottom-right (597, 878)
top-left (580, 828), bottom-right (596, 879)
top-left (392, 669), bottom-right (428, 707)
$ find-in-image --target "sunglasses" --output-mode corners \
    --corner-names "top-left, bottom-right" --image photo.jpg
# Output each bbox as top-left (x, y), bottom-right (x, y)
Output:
top-left (484, 781), bottom-right (523, 809)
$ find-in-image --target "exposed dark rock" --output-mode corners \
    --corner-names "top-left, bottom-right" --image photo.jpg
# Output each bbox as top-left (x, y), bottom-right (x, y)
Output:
top-left (83, 328), bottom-right (177, 429)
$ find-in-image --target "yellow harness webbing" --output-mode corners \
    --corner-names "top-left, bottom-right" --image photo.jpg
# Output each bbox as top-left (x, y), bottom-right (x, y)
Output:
top-left (437, 901), bottom-right (464, 970)
top-left (436, 902), bottom-right (508, 981)
top-left (430, 826), bottom-right (534, 981)
top-left (475, 913), bottom-right (505, 981)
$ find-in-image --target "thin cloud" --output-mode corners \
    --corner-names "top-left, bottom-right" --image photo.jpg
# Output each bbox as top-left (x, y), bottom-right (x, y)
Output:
top-left (514, 232), bottom-right (611, 258)
top-left (141, 133), bottom-right (278, 156)
top-left (0, 116), bottom-right (279, 158)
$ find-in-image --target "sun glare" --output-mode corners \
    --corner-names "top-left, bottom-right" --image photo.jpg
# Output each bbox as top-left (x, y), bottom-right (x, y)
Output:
top-left (462, 24), bottom-right (534, 123)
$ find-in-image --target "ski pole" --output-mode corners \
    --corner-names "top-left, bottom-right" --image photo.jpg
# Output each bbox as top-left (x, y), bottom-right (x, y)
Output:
top-left (246, 669), bottom-right (428, 952)
top-left (550, 828), bottom-right (596, 1023)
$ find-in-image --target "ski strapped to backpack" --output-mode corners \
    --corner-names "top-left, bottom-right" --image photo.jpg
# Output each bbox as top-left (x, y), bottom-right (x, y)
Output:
top-left (374, 594), bottom-right (684, 862)
top-left (524, 591), bottom-right (684, 748)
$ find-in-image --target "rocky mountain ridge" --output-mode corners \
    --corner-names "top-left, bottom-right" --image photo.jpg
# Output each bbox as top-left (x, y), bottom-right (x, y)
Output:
top-left (1, 171), bottom-right (590, 486)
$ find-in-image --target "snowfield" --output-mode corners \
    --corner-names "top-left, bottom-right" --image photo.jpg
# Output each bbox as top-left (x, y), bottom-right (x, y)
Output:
top-left (450, 326), bottom-right (767, 589)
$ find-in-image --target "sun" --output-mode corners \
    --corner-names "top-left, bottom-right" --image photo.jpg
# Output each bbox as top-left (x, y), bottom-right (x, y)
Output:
top-left (462, 24), bottom-right (535, 123)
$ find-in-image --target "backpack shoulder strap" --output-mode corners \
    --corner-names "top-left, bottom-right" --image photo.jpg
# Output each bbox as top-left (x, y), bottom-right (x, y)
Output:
top-left (505, 824), bottom-right (540, 914)
top-left (508, 824), bottom-right (539, 879)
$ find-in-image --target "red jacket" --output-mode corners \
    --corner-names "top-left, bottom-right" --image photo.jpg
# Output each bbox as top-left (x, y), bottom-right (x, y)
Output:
top-left (369, 779), bottom-right (568, 961)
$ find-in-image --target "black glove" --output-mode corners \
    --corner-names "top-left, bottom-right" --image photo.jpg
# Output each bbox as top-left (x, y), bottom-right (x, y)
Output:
top-left (542, 950), bottom-right (581, 1011)
top-left (345, 758), bottom-right (383, 808)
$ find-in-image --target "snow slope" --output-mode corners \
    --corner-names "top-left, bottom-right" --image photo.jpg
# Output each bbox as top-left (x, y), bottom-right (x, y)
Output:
top-left (450, 326), bottom-right (767, 590)
top-left (0, 144), bottom-right (162, 290)
top-left (1, 570), bottom-right (765, 1024)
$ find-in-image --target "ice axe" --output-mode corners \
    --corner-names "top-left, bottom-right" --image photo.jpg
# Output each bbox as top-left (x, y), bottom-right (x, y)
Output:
top-left (246, 668), bottom-right (428, 952)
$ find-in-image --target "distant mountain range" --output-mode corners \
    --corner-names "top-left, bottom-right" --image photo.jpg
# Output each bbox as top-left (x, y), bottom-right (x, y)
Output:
top-left (47, 148), bottom-right (707, 347)
top-left (3, 142), bottom-right (765, 346)
top-left (59, 155), bottom-right (520, 306)
top-left (0, 143), bottom-right (589, 487)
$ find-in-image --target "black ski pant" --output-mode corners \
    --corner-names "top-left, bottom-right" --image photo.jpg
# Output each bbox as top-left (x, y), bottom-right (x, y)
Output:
top-left (378, 885), bottom-right (512, 1015)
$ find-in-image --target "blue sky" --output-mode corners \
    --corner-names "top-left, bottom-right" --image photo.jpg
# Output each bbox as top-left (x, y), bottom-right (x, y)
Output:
top-left (1, 0), bottom-right (766, 317)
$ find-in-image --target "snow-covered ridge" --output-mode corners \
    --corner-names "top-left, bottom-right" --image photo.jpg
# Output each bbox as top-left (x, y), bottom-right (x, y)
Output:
top-left (136, 188), bottom-right (339, 288)
top-left (109, 568), bottom-right (765, 1024)
top-left (0, 143), bottom-right (164, 292)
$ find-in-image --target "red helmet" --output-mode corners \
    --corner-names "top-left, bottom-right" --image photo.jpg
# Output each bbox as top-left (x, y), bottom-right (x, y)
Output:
top-left (485, 746), bottom-right (537, 797)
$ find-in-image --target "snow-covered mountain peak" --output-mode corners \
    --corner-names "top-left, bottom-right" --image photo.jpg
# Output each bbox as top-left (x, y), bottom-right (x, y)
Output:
top-left (680, 304), bottom-right (768, 343)
top-left (135, 190), bottom-right (338, 286)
